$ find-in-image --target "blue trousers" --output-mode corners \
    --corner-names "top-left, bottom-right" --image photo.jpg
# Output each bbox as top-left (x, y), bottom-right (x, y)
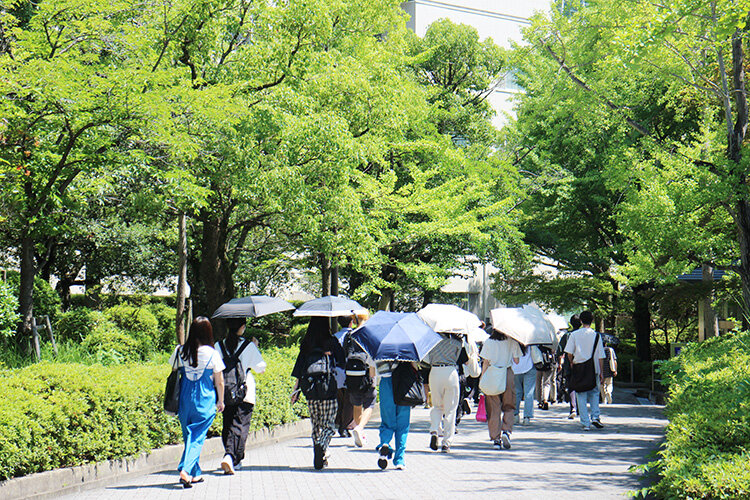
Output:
top-left (378, 377), bottom-right (411, 466)
top-left (514, 368), bottom-right (537, 419)
top-left (178, 368), bottom-right (217, 477)
top-left (576, 387), bottom-right (601, 427)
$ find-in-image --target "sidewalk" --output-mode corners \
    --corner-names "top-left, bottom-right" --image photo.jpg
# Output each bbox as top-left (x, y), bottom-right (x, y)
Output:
top-left (60, 390), bottom-right (665, 499)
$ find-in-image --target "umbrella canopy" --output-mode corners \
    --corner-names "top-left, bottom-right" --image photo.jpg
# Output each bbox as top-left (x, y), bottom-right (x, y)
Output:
top-left (416, 304), bottom-right (482, 335)
top-left (600, 332), bottom-right (620, 346)
top-left (350, 311), bottom-right (442, 362)
top-left (293, 296), bottom-right (367, 318)
top-left (211, 295), bottom-right (295, 319)
top-left (467, 326), bottom-right (490, 344)
top-left (490, 306), bottom-right (556, 346)
top-left (546, 312), bottom-right (569, 331)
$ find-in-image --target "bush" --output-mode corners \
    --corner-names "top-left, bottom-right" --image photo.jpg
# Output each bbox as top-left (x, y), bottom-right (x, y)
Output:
top-left (5, 272), bottom-right (62, 323)
top-left (81, 319), bottom-right (141, 364)
top-left (0, 281), bottom-right (19, 339)
top-left (103, 304), bottom-right (159, 355)
top-left (55, 308), bottom-right (98, 343)
top-left (0, 345), bottom-right (305, 480)
top-left (648, 331), bottom-right (750, 499)
top-left (145, 303), bottom-right (177, 351)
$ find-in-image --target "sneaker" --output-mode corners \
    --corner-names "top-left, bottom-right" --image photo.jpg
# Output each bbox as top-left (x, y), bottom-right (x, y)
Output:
top-left (339, 428), bottom-right (351, 438)
top-left (313, 444), bottom-right (324, 470)
top-left (220, 455), bottom-right (234, 475)
top-left (591, 420), bottom-right (604, 429)
top-left (568, 412), bottom-right (575, 420)
top-left (582, 425), bottom-right (591, 431)
top-left (461, 398), bottom-right (471, 415)
top-left (429, 433), bottom-right (439, 451)
top-left (501, 431), bottom-right (511, 450)
top-left (493, 440), bottom-right (502, 450)
top-left (542, 401), bottom-right (549, 410)
top-left (395, 463), bottom-right (406, 470)
top-left (377, 444), bottom-right (391, 470)
top-left (323, 449), bottom-right (330, 468)
top-left (522, 417), bottom-right (531, 426)
top-left (441, 444), bottom-right (450, 453)
top-left (352, 428), bottom-right (364, 448)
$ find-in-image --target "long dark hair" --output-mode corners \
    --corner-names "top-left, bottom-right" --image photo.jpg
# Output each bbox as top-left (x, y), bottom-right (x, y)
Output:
top-left (224, 318), bottom-right (247, 352)
top-left (299, 316), bottom-right (332, 356)
top-left (181, 316), bottom-right (215, 367)
top-left (490, 329), bottom-right (507, 341)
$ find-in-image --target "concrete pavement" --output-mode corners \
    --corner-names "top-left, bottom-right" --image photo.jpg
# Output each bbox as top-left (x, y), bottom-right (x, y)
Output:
top-left (59, 390), bottom-right (665, 499)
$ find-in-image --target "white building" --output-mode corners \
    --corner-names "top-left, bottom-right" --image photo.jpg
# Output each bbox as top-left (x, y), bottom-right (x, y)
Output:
top-left (401, 0), bottom-right (550, 320)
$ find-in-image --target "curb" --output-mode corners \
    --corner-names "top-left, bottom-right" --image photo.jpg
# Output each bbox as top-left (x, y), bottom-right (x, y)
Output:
top-left (0, 419), bottom-right (312, 500)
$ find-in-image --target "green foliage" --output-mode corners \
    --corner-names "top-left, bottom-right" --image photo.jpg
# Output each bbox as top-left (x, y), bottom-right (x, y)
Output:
top-left (5, 273), bottom-right (61, 323)
top-left (103, 304), bottom-right (159, 355)
top-left (81, 320), bottom-right (141, 364)
top-left (55, 308), bottom-right (97, 343)
top-left (649, 332), bottom-right (750, 499)
top-left (0, 282), bottom-right (19, 338)
top-left (0, 346), bottom-right (305, 480)
top-left (144, 303), bottom-right (177, 351)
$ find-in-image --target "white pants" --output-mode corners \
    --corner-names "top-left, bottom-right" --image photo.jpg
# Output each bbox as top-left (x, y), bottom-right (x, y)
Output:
top-left (600, 377), bottom-right (614, 404)
top-left (429, 366), bottom-right (460, 447)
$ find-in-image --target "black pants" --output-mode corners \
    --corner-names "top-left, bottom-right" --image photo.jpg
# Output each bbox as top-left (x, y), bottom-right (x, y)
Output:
top-left (222, 402), bottom-right (254, 465)
top-left (335, 388), bottom-right (354, 431)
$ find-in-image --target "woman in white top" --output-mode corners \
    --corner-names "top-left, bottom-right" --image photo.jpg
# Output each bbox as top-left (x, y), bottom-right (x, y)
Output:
top-left (480, 331), bottom-right (521, 449)
top-left (169, 316), bottom-right (225, 488)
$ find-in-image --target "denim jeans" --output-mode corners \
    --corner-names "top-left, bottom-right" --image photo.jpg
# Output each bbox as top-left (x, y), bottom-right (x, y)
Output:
top-left (576, 387), bottom-right (601, 427)
top-left (514, 368), bottom-right (537, 419)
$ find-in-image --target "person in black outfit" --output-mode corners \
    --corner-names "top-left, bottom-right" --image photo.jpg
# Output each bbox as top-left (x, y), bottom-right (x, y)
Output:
top-left (290, 317), bottom-right (346, 470)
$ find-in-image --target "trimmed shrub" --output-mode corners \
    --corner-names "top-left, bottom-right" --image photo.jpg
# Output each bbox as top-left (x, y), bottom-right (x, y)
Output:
top-left (144, 303), bottom-right (177, 351)
top-left (81, 323), bottom-right (141, 364)
top-left (55, 308), bottom-right (98, 343)
top-left (5, 273), bottom-right (62, 323)
top-left (0, 281), bottom-right (19, 339)
top-left (0, 346), bottom-right (304, 480)
top-left (103, 304), bottom-right (159, 355)
top-left (649, 331), bottom-right (750, 499)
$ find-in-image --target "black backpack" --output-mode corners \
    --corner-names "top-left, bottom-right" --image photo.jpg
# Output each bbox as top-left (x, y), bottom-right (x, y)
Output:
top-left (535, 345), bottom-right (555, 371)
top-left (220, 339), bottom-right (251, 406)
top-left (343, 335), bottom-right (373, 394)
top-left (299, 349), bottom-right (337, 400)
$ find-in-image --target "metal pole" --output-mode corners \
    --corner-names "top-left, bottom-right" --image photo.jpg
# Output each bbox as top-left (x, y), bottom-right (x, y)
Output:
top-left (630, 359), bottom-right (634, 384)
top-left (31, 317), bottom-right (41, 362)
top-left (44, 315), bottom-right (58, 357)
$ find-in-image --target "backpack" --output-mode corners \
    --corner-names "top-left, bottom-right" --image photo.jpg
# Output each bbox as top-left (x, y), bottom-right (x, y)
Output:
top-left (299, 349), bottom-right (337, 400)
top-left (534, 345), bottom-right (555, 371)
top-left (220, 339), bottom-right (251, 406)
top-left (343, 335), bottom-right (373, 394)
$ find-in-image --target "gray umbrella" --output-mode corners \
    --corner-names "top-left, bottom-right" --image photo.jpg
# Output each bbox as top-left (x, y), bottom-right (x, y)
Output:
top-left (211, 296), bottom-right (295, 319)
top-left (292, 296), bottom-right (367, 317)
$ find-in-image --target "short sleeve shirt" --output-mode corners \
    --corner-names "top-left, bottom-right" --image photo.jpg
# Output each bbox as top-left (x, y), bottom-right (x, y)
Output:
top-left (215, 339), bottom-right (267, 404)
top-left (169, 345), bottom-right (225, 381)
top-left (480, 338), bottom-right (522, 368)
top-left (564, 328), bottom-right (606, 374)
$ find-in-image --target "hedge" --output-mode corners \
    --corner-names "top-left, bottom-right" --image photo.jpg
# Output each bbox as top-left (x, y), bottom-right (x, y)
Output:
top-left (0, 345), bottom-right (304, 480)
top-left (649, 331), bottom-right (750, 499)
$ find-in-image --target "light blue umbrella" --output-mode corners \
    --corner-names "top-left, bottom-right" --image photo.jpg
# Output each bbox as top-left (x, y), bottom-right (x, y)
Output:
top-left (293, 296), bottom-right (367, 317)
top-left (350, 311), bottom-right (441, 362)
top-left (211, 296), bottom-right (295, 319)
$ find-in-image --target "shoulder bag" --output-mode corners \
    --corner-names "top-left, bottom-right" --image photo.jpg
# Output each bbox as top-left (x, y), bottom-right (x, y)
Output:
top-left (569, 333), bottom-right (599, 393)
top-left (479, 365), bottom-right (507, 396)
top-left (164, 349), bottom-right (181, 415)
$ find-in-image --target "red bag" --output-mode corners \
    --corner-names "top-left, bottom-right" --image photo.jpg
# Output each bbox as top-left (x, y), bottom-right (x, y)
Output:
top-left (475, 394), bottom-right (487, 422)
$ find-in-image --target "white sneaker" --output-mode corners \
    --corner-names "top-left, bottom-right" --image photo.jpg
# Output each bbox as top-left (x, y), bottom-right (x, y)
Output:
top-left (582, 425), bottom-right (591, 431)
top-left (522, 417), bottom-right (531, 426)
top-left (395, 463), bottom-right (406, 470)
top-left (352, 428), bottom-right (363, 448)
top-left (220, 455), bottom-right (234, 475)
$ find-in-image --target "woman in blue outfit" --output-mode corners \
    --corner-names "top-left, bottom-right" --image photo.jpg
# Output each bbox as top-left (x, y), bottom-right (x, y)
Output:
top-left (376, 361), bottom-right (414, 470)
top-left (169, 316), bottom-right (225, 488)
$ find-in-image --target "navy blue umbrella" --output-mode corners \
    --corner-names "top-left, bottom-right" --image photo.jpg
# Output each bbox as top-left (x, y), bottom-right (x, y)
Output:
top-left (350, 311), bottom-right (441, 362)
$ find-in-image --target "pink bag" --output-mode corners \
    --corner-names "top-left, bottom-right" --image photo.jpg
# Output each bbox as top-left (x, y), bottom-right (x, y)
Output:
top-left (475, 394), bottom-right (487, 422)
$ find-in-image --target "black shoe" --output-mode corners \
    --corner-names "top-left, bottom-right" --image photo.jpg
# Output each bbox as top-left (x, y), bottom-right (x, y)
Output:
top-left (429, 433), bottom-right (438, 451)
top-left (591, 420), bottom-right (604, 429)
top-left (461, 398), bottom-right (471, 415)
top-left (179, 476), bottom-right (192, 489)
top-left (542, 401), bottom-right (549, 410)
top-left (378, 444), bottom-right (390, 470)
top-left (313, 444), bottom-right (324, 470)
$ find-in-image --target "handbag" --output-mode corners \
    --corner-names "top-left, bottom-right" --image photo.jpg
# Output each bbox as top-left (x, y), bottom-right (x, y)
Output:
top-left (569, 333), bottom-right (599, 393)
top-left (479, 365), bottom-right (507, 396)
top-left (475, 394), bottom-right (487, 422)
top-left (164, 349), bottom-right (181, 415)
top-left (392, 362), bottom-right (425, 407)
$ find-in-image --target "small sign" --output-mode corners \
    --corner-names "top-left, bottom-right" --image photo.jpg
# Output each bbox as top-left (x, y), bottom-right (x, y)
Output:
top-left (670, 342), bottom-right (687, 357)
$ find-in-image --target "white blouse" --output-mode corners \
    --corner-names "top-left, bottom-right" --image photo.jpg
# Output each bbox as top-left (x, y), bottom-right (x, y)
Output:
top-left (169, 345), bottom-right (225, 381)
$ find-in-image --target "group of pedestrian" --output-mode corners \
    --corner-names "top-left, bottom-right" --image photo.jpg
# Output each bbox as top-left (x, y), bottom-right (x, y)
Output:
top-left (169, 308), bottom-right (618, 486)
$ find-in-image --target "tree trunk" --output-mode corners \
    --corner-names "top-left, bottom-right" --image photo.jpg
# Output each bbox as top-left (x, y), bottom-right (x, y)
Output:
top-left (320, 254), bottom-right (331, 296)
top-left (632, 283), bottom-right (652, 361)
top-left (331, 265), bottom-right (339, 296)
top-left (16, 235), bottom-right (36, 348)
top-left (701, 262), bottom-right (719, 338)
top-left (197, 212), bottom-right (234, 319)
top-left (378, 290), bottom-right (393, 311)
top-left (176, 212), bottom-right (188, 345)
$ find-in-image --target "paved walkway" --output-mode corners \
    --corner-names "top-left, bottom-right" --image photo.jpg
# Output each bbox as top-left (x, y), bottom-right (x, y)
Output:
top-left (61, 389), bottom-right (665, 499)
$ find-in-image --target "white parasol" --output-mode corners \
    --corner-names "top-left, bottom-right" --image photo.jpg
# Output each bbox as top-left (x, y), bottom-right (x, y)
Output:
top-left (490, 305), bottom-right (556, 346)
top-left (416, 304), bottom-right (482, 335)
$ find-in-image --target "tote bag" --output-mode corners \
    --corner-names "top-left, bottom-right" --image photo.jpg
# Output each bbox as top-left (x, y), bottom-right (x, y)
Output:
top-left (163, 350), bottom-right (181, 415)
top-left (392, 362), bottom-right (425, 407)
top-left (569, 334), bottom-right (599, 393)
top-left (475, 394), bottom-right (487, 422)
top-left (479, 365), bottom-right (507, 396)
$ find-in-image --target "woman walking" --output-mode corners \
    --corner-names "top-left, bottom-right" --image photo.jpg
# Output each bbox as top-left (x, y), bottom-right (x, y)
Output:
top-left (480, 330), bottom-right (521, 449)
top-left (375, 361), bottom-right (414, 470)
top-left (216, 318), bottom-right (266, 475)
top-left (290, 317), bottom-right (346, 470)
top-left (512, 344), bottom-right (539, 425)
top-left (169, 316), bottom-right (225, 488)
